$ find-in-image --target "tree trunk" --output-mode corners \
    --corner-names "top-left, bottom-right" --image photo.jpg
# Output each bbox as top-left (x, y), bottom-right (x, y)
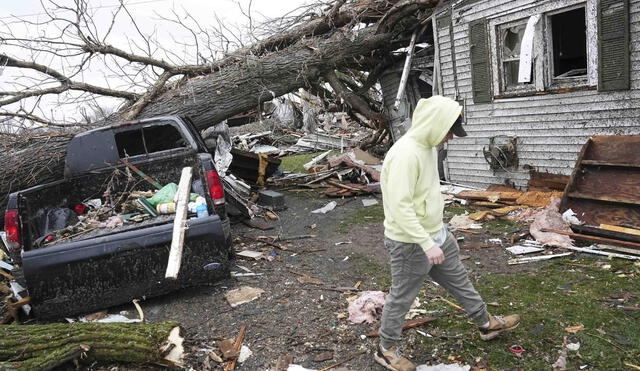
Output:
top-left (135, 28), bottom-right (391, 129)
top-left (0, 321), bottom-right (181, 370)
top-left (0, 28), bottom-right (395, 211)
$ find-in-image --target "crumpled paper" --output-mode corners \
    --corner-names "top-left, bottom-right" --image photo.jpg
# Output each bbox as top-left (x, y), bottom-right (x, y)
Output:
top-left (347, 291), bottom-right (386, 324)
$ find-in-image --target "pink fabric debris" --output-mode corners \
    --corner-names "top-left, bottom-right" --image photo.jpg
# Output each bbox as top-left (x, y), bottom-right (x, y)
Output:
top-left (530, 197), bottom-right (573, 247)
top-left (348, 291), bottom-right (387, 324)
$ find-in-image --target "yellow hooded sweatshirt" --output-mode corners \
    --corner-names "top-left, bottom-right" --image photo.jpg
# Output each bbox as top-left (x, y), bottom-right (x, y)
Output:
top-left (381, 96), bottom-right (462, 252)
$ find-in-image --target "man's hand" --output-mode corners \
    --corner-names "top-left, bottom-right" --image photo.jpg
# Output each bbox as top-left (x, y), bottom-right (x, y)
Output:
top-left (425, 245), bottom-right (445, 265)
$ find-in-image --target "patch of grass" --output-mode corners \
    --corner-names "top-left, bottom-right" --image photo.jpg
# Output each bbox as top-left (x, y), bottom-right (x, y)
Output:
top-left (444, 205), bottom-right (469, 216)
top-left (337, 203), bottom-right (385, 233)
top-left (483, 218), bottom-right (523, 233)
top-left (413, 258), bottom-right (640, 370)
top-left (350, 252), bottom-right (391, 291)
top-left (278, 151), bottom-right (338, 174)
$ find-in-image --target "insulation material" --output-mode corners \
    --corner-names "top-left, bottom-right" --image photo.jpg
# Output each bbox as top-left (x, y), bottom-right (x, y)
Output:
top-left (347, 291), bottom-right (387, 324)
top-left (530, 197), bottom-right (573, 247)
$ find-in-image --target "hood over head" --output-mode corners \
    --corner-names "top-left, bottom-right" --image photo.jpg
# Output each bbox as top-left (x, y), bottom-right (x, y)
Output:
top-left (406, 96), bottom-right (463, 147)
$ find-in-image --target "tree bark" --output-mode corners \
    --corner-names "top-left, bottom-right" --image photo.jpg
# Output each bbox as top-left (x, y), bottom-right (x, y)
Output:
top-left (0, 28), bottom-right (396, 210)
top-left (0, 0), bottom-right (442, 212)
top-left (135, 27), bottom-right (392, 129)
top-left (0, 321), bottom-right (181, 370)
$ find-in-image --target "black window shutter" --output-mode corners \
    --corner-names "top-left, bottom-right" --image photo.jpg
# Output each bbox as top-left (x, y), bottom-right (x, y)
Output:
top-left (598, 0), bottom-right (630, 91)
top-left (469, 19), bottom-right (492, 103)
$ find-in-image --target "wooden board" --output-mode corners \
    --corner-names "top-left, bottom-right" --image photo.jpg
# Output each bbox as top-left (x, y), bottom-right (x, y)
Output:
top-left (528, 171), bottom-right (569, 191)
top-left (560, 136), bottom-right (640, 230)
top-left (583, 136), bottom-right (640, 165)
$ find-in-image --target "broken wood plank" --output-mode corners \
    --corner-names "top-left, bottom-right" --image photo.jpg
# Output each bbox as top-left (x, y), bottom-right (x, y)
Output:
top-left (598, 244), bottom-right (640, 256)
top-left (224, 324), bottom-right (247, 371)
top-left (367, 317), bottom-right (438, 337)
top-left (165, 167), bottom-right (192, 280)
top-left (456, 190), bottom-right (523, 202)
top-left (326, 179), bottom-right (368, 192)
top-left (572, 224), bottom-right (640, 244)
top-left (560, 245), bottom-right (640, 261)
top-left (600, 224), bottom-right (640, 236)
top-left (528, 171), bottom-right (569, 191)
top-left (318, 350), bottom-right (367, 371)
top-left (0, 269), bottom-right (14, 280)
top-left (540, 228), bottom-right (640, 250)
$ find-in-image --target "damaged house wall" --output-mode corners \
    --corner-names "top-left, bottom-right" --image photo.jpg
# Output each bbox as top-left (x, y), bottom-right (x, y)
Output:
top-left (429, 0), bottom-right (640, 189)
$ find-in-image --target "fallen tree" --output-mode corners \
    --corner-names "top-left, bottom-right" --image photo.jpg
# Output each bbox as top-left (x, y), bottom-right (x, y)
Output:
top-left (0, 0), bottom-right (441, 211)
top-left (0, 321), bottom-right (182, 370)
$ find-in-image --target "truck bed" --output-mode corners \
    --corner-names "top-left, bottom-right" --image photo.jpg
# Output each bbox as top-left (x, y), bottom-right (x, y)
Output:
top-left (19, 151), bottom-right (202, 251)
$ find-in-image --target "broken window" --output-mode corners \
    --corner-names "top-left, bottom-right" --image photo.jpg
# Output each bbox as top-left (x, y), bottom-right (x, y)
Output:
top-left (498, 21), bottom-right (533, 90)
top-left (115, 122), bottom-right (187, 158)
top-left (549, 7), bottom-right (587, 79)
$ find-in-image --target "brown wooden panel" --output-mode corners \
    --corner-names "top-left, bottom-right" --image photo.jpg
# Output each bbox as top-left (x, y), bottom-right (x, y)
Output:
top-left (563, 198), bottom-right (640, 226)
top-left (571, 166), bottom-right (640, 206)
top-left (528, 171), bottom-right (569, 191)
top-left (583, 135), bottom-right (640, 164)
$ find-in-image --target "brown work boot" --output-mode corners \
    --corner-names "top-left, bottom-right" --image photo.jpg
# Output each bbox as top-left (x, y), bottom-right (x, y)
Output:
top-left (374, 344), bottom-right (416, 371)
top-left (478, 313), bottom-right (521, 340)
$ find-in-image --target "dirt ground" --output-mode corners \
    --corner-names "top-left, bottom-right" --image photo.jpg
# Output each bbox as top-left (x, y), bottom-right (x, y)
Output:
top-left (84, 189), bottom-right (552, 371)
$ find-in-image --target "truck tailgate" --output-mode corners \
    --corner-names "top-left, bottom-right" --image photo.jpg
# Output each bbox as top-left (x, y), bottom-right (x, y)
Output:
top-left (22, 215), bottom-right (231, 318)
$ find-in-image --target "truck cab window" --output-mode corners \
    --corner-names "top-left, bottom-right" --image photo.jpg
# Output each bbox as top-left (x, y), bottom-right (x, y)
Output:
top-left (115, 123), bottom-right (187, 158)
top-left (144, 124), bottom-right (187, 153)
top-left (115, 130), bottom-right (146, 157)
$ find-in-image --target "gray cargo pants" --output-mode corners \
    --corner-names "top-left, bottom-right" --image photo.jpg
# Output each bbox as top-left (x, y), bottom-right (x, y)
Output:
top-left (379, 231), bottom-right (489, 349)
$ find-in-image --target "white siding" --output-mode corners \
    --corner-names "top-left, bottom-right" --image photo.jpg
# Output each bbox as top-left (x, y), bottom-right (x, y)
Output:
top-left (435, 0), bottom-right (640, 189)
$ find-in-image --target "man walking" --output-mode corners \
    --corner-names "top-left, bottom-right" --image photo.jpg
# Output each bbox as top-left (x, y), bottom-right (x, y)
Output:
top-left (375, 96), bottom-right (521, 371)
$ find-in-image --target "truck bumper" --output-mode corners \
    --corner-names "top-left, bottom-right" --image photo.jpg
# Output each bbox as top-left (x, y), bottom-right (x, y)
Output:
top-left (22, 215), bottom-right (232, 318)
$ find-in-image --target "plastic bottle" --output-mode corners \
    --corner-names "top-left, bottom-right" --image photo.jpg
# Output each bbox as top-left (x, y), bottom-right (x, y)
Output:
top-left (156, 202), bottom-right (176, 214)
top-left (196, 204), bottom-right (209, 218)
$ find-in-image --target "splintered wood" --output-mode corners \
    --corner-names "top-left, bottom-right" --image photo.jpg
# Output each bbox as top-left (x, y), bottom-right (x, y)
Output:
top-left (165, 167), bottom-right (193, 280)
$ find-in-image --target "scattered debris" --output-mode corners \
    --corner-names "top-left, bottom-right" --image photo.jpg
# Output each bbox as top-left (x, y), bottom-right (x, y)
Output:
top-left (238, 345), bottom-right (252, 363)
top-left (368, 317), bottom-right (438, 337)
top-left (508, 253), bottom-right (572, 265)
top-left (506, 245), bottom-right (545, 255)
top-left (362, 198), bottom-right (379, 207)
top-left (236, 250), bottom-right (266, 260)
top-left (347, 291), bottom-right (386, 324)
top-left (564, 324), bottom-right (585, 334)
top-left (313, 351), bottom-right (334, 362)
top-left (225, 287), bottom-right (265, 308)
top-left (449, 214), bottom-right (482, 231)
top-left (312, 201), bottom-right (337, 214)
top-left (530, 197), bottom-right (574, 247)
top-left (416, 364), bottom-right (470, 371)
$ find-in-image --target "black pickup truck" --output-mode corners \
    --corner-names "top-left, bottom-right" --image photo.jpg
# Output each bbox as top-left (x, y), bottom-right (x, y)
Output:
top-left (3, 116), bottom-right (232, 318)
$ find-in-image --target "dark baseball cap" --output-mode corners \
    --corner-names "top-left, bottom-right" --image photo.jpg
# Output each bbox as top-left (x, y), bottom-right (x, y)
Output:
top-left (450, 114), bottom-right (468, 137)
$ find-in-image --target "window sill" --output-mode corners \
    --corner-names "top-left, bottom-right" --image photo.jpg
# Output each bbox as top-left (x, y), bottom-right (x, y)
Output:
top-left (494, 84), bottom-right (596, 99)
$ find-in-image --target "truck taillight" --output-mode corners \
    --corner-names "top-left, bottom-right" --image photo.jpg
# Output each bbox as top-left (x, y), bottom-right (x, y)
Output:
top-left (206, 170), bottom-right (225, 206)
top-left (4, 209), bottom-right (20, 251)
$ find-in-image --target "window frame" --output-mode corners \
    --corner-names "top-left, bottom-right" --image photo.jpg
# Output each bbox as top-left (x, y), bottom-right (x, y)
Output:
top-left (488, 0), bottom-right (597, 99)
top-left (496, 18), bottom-right (537, 94)
top-left (114, 120), bottom-right (189, 160)
top-left (544, 4), bottom-right (589, 89)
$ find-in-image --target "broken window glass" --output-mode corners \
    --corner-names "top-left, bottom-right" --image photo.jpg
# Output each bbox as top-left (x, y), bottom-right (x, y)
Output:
top-left (500, 22), bottom-right (531, 88)
top-left (143, 123), bottom-right (187, 153)
top-left (115, 122), bottom-right (187, 158)
top-left (115, 130), bottom-right (145, 158)
top-left (550, 7), bottom-right (587, 78)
